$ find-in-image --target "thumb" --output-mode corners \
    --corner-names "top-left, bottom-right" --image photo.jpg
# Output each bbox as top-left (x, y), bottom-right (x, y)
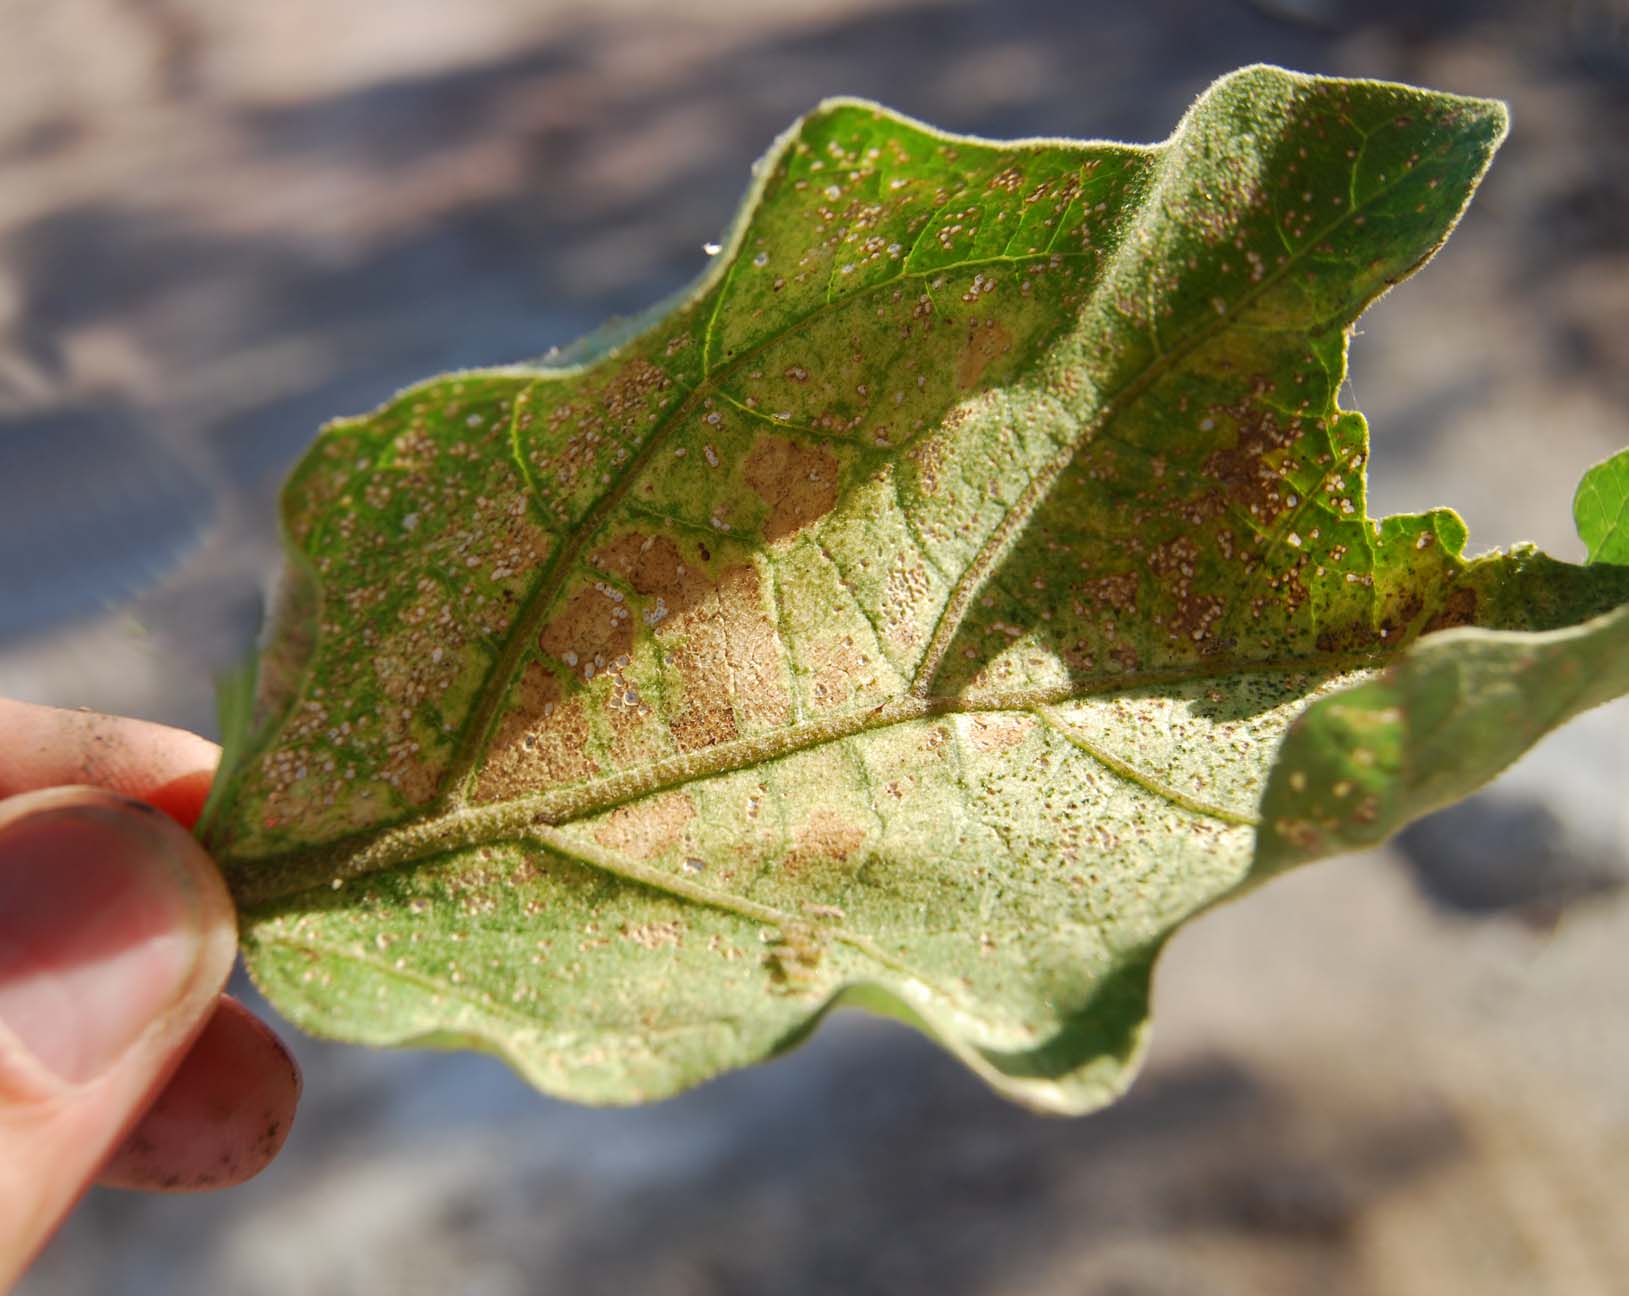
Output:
top-left (0, 787), bottom-right (237, 1283)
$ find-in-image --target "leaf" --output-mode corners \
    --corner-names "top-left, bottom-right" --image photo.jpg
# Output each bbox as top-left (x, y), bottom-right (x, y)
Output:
top-left (1261, 450), bottom-right (1629, 870)
top-left (204, 66), bottom-right (1629, 1113)
top-left (1575, 448), bottom-right (1629, 566)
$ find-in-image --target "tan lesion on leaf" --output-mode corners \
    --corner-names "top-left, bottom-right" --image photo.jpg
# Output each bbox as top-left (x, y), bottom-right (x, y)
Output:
top-left (1147, 534), bottom-right (1230, 647)
top-left (716, 564), bottom-right (792, 730)
top-left (539, 584), bottom-right (635, 682)
top-left (905, 430), bottom-right (946, 497)
top-left (966, 713), bottom-right (1037, 752)
top-left (784, 809), bottom-right (866, 876)
top-left (808, 634), bottom-right (870, 710)
top-left (957, 318), bottom-right (1013, 388)
top-left (763, 922), bottom-right (826, 992)
top-left (744, 435), bottom-right (840, 542)
top-left (474, 661), bottom-right (598, 800)
top-left (602, 358), bottom-right (672, 418)
top-left (664, 639), bottom-right (741, 751)
top-left (592, 532), bottom-right (792, 753)
top-left (373, 578), bottom-right (467, 712)
top-left (665, 564), bottom-right (792, 751)
top-left (592, 791), bottom-right (695, 861)
top-left (591, 532), bottom-right (711, 612)
top-left (472, 490), bottom-right (556, 588)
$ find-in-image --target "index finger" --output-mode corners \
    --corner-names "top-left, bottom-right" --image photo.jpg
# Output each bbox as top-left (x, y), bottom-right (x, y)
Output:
top-left (0, 701), bottom-right (220, 829)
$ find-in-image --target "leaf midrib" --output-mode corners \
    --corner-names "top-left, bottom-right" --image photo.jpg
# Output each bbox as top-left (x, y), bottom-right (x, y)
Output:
top-left (234, 646), bottom-right (1391, 907)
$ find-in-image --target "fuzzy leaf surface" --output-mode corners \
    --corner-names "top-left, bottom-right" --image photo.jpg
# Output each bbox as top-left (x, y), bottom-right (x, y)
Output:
top-left (204, 67), bottom-right (1629, 1111)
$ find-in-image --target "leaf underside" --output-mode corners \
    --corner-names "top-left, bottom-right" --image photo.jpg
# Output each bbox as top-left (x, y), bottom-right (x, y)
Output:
top-left (205, 66), bottom-right (1629, 1113)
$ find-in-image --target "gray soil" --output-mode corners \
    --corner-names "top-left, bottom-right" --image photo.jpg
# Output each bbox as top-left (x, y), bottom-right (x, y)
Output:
top-left (5, 2), bottom-right (1628, 1293)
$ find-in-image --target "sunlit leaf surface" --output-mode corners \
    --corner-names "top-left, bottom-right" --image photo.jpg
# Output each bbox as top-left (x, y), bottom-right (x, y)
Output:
top-left (1575, 448), bottom-right (1629, 566)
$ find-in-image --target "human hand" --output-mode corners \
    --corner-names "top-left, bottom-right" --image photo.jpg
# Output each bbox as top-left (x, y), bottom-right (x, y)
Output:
top-left (0, 700), bottom-right (300, 1288)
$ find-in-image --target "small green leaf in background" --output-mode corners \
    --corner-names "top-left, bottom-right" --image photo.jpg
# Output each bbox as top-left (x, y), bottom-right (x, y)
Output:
top-left (202, 65), bottom-right (1629, 1113)
top-left (1575, 448), bottom-right (1629, 566)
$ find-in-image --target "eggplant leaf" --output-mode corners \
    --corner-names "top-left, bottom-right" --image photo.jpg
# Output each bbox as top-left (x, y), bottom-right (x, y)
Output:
top-left (204, 67), bottom-right (1629, 1112)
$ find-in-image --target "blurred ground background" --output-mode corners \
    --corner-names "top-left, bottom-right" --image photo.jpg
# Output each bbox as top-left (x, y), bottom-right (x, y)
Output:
top-left (4, 1), bottom-right (1628, 1292)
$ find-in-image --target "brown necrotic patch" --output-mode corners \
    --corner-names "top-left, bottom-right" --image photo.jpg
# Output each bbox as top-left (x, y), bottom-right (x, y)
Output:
top-left (966, 713), bottom-right (1037, 752)
top-left (744, 435), bottom-right (840, 542)
top-left (592, 532), bottom-right (710, 612)
top-left (475, 661), bottom-right (597, 801)
top-left (957, 318), bottom-right (1013, 388)
top-left (1200, 400), bottom-right (1299, 526)
top-left (808, 634), bottom-right (869, 711)
top-left (1422, 585), bottom-right (1477, 635)
top-left (785, 808), bottom-right (866, 876)
top-left (665, 563), bottom-right (791, 752)
top-left (590, 531), bottom-right (791, 754)
top-left (592, 790), bottom-right (695, 861)
top-left (539, 583), bottom-right (635, 682)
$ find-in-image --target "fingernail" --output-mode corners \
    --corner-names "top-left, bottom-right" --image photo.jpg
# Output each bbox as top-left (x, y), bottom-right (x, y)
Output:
top-left (0, 791), bottom-right (207, 1084)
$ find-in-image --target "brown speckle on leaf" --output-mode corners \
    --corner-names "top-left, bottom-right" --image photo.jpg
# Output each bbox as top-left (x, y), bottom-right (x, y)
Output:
top-left (622, 919), bottom-right (684, 949)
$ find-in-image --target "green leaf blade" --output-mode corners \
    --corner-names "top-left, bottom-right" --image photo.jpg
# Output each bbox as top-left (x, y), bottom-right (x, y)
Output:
top-left (1258, 602), bottom-right (1629, 875)
top-left (207, 68), bottom-right (1629, 1114)
top-left (1575, 447), bottom-right (1629, 565)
